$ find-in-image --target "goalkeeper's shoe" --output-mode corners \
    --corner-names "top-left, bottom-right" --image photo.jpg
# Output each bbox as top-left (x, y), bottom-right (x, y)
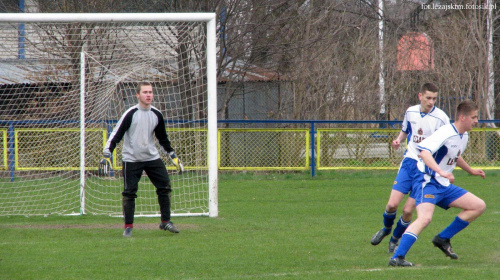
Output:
top-left (371, 227), bottom-right (391, 245)
top-left (388, 240), bottom-right (399, 253)
top-left (389, 256), bottom-right (414, 267)
top-left (159, 221), bottom-right (179, 233)
top-left (123, 227), bottom-right (132, 237)
top-left (432, 234), bottom-right (458, 259)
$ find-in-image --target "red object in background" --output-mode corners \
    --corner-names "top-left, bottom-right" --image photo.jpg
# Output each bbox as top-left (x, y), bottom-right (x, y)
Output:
top-left (397, 32), bottom-right (434, 71)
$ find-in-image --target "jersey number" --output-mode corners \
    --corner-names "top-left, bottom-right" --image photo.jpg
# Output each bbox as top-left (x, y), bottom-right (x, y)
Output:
top-left (447, 157), bottom-right (458, 165)
top-left (413, 135), bottom-right (425, 144)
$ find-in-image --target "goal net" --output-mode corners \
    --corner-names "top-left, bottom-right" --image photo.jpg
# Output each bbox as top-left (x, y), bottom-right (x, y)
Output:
top-left (0, 13), bottom-right (218, 217)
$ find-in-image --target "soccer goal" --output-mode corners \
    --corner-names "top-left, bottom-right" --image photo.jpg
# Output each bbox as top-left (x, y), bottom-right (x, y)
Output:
top-left (0, 13), bottom-right (218, 217)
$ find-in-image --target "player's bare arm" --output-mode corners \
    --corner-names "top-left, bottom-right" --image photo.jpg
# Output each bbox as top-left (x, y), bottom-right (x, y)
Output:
top-left (392, 131), bottom-right (408, 150)
top-left (456, 157), bottom-right (485, 179)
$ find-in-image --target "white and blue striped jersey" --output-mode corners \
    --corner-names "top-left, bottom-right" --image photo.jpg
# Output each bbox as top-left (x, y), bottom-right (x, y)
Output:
top-left (401, 105), bottom-right (450, 161)
top-left (417, 124), bottom-right (469, 186)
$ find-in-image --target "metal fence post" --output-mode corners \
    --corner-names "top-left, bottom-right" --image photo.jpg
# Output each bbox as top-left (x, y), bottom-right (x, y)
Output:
top-left (310, 121), bottom-right (315, 177)
top-left (106, 120), bottom-right (115, 177)
top-left (8, 122), bottom-right (15, 182)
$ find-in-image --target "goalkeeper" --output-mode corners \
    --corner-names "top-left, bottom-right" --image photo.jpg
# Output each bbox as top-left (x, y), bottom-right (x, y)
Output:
top-left (103, 81), bottom-right (183, 237)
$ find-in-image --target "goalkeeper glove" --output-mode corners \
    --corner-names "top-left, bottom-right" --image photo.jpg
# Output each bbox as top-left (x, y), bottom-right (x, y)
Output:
top-left (98, 152), bottom-right (112, 176)
top-left (168, 152), bottom-right (184, 173)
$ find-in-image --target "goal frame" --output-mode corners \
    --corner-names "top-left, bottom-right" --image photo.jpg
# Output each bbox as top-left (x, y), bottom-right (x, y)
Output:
top-left (0, 13), bottom-right (218, 218)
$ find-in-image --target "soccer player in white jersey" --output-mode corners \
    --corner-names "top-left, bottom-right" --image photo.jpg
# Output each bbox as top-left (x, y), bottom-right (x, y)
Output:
top-left (371, 83), bottom-right (450, 253)
top-left (389, 100), bottom-right (486, 266)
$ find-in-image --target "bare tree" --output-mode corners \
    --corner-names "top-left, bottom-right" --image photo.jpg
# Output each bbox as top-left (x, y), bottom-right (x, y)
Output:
top-left (382, 1), bottom-right (500, 124)
top-left (17, 0), bottom-right (500, 123)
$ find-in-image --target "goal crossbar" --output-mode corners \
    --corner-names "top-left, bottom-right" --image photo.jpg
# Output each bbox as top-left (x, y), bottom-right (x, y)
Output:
top-left (0, 13), bottom-right (216, 23)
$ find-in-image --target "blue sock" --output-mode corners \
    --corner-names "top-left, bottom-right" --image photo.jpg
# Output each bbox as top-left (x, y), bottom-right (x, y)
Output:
top-left (391, 216), bottom-right (411, 241)
top-left (439, 216), bottom-right (469, 239)
top-left (392, 232), bottom-right (418, 259)
top-left (383, 210), bottom-right (397, 231)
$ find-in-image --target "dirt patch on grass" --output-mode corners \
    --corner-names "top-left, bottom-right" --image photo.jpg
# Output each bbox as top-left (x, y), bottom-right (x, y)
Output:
top-left (2, 223), bottom-right (199, 230)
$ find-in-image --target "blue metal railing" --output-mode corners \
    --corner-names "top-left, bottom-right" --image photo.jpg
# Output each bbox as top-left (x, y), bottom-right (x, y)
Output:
top-left (218, 119), bottom-right (500, 177)
top-left (2, 119), bottom-right (500, 179)
top-left (217, 120), bottom-right (403, 176)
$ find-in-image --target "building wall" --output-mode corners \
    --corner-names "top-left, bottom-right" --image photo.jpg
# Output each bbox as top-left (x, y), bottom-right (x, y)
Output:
top-left (218, 81), bottom-right (293, 124)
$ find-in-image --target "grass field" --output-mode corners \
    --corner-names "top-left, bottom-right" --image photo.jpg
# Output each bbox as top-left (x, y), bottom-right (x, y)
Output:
top-left (1, 170), bottom-right (499, 279)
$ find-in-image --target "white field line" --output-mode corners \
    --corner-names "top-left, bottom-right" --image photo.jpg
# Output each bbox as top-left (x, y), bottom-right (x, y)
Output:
top-left (182, 265), bottom-right (455, 280)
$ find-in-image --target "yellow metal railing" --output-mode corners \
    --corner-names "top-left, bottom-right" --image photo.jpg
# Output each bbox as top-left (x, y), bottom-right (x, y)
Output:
top-left (14, 128), bottom-right (107, 171)
top-left (218, 128), bottom-right (310, 171)
top-left (2, 127), bottom-right (500, 171)
top-left (1, 129), bottom-right (6, 170)
top-left (317, 128), bottom-right (500, 170)
top-left (111, 128), bottom-right (209, 171)
top-left (317, 129), bottom-right (405, 170)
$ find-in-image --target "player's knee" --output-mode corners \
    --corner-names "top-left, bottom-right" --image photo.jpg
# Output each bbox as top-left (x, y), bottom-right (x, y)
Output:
top-left (401, 209), bottom-right (413, 221)
top-left (419, 216), bottom-right (432, 228)
top-left (156, 187), bottom-right (171, 196)
top-left (476, 199), bottom-right (486, 214)
top-left (402, 205), bottom-right (414, 218)
top-left (122, 192), bottom-right (137, 199)
top-left (386, 203), bottom-right (398, 212)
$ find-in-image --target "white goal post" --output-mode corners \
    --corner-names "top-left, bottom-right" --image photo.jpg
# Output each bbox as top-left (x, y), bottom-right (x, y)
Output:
top-left (0, 13), bottom-right (218, 218)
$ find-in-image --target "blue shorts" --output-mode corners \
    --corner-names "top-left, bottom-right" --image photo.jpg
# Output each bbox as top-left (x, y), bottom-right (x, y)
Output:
top-left (392, 158), bottom-right (420, 197)
top-left (412, 175), bottom-right (468, 210)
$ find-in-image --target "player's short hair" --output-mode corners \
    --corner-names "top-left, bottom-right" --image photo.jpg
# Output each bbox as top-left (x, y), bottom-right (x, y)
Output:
top-left (137, 81), bottom-right (153, 93)
top-left (456, 100), bottom-right (478, 119)
top-left (421, 83), bottom-right (438, 94)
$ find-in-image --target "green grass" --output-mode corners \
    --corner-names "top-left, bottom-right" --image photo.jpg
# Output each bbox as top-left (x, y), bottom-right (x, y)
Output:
top-left (1, 170), bottom-right (499, 279)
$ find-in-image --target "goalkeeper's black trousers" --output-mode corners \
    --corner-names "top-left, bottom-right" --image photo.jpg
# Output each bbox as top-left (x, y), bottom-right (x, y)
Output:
top-left (122, 158), bottom-right (172, 225)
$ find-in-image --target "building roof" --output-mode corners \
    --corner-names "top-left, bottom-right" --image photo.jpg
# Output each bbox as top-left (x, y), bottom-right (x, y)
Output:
top-left (0, 57), bottom-right (287, 85)
top-left (0, 59), bottom-right (72, 84)
top-left (219, 59), bottom-right (286, 83)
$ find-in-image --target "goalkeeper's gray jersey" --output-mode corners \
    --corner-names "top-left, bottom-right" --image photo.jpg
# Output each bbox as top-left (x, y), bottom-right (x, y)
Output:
top-left (104, 104), bottom-right (174, 162)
